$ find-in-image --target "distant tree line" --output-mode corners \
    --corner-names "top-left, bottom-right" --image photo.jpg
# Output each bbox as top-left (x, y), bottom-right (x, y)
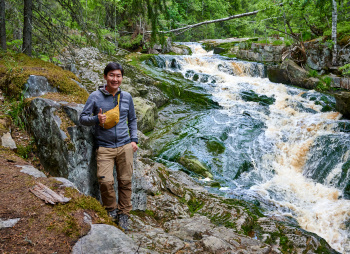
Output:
top-left (0, 0), bottom-right (349, 65)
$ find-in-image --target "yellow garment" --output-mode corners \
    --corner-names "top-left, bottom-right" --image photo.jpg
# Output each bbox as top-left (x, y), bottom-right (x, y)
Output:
top-left (99, 94), bottom-right (120, 129)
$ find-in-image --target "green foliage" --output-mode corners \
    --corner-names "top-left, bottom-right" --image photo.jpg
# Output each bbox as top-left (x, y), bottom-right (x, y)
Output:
top-left (308, 69), bottom-right (319, 78)
top-left (302, 32), bottom-right (312, 41)
top-left (17, 139), bottom-right (35, 159)
top-left (7, 91), bottom-right (27, 130)
top-left (285, 40), bottom-right (292, 46)
top-left (119, 34), bottom-right (143, 50)
top-left (315, 76), bottom-right (332, 92)
top-left (272, 40), bottom-right (283, 46)
top-left (256, 39), bottom-right (270, 44)
top-left (339, 64), bottom-right (350, 77)
top-left (6, 39), bottom-right (22, 53)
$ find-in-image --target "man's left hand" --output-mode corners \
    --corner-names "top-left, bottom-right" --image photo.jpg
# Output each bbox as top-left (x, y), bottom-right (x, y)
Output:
top-left (131, 142), bottom-right (138, 152)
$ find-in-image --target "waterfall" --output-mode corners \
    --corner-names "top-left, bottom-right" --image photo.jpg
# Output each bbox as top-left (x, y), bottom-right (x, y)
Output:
top-left (144, 42), bottom-right (350, 253)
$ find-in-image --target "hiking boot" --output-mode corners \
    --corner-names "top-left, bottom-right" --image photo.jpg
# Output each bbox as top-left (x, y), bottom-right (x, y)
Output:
top-left (107, 209), bottom-right (119, 221)
top-left (118, 213), bottom-right (129, 231)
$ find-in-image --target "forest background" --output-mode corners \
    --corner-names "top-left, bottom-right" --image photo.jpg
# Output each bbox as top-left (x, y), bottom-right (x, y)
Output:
top-left (0, 0), bottom-right (349, 70)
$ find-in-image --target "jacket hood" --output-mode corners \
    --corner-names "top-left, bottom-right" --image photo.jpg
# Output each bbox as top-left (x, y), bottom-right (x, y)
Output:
top-left (98, 85), bottom-right (121, 96)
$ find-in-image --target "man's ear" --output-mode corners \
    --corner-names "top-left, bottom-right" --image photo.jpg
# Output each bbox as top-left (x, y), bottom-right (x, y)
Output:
top-left (104, 75), bottom-right (107, 80)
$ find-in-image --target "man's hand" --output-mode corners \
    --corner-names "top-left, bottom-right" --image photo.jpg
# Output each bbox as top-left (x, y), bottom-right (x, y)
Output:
top-left (98, 108), bottom-right (106, 124)
top-left (131, 142), bottom-right (138, 152)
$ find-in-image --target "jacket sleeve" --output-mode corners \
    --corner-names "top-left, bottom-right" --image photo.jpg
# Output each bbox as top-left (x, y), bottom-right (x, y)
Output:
top-left (128, 96), bottom-right (138, 143)
top-left (79, 94), bottom-right (99, 126)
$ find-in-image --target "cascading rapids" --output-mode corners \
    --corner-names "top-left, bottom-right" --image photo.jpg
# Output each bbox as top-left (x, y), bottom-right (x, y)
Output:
top-left (143, 42), bottom-right (350, 253)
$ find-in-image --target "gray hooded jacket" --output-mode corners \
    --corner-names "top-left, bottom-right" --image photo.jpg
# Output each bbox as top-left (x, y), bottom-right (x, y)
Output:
top-left (79, 86), bottom-right (138, 148)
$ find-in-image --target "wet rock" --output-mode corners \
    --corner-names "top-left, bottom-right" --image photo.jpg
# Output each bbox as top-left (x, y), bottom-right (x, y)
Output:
top-left (0, 218), bottom-right (20, 228)
top-left (133, 97), bottom-right (158, 133)
top-left (17, 165), bottom-right (47, 178)
top-left (72, 224), bottom-right (151, 254)
top-left (240, 90), bottom-right (276, 106)
top-left (334, 91), bottom-right (350, 118)
top-left (178, 155), bottom-right (213, 179)
top-left (23, 75), bottom-right (58, 98)
top-left (1, 132), bottom-right (17, 149)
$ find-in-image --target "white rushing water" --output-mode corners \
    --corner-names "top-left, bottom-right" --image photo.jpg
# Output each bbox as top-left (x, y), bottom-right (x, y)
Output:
top-left (157, 43), bottom-right (350, 253)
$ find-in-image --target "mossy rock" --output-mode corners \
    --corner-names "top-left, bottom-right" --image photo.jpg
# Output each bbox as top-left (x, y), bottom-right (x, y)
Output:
top-left (178, 155), bottom-right (213, 179)
top-left (206, 138), bottom-right (225, 155)
top-left (240, 90), bottom-right (275, 106)
top-left (234, 161), bottom-right (254, 179)
top-left (0, 53), bottom-right (88, 103)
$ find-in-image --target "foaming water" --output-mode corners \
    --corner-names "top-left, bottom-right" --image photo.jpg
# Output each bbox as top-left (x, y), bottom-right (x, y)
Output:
top-left (148, 43), bottom-right (350, 253)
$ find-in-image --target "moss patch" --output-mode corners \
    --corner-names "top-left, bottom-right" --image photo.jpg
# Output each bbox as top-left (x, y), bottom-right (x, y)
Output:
top-left (0, 53), bottom-right (88, 103)
top-left (178, 154), bottom-right (213, 179)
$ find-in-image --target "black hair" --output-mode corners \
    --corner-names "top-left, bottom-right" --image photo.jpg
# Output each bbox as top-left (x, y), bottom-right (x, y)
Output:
top-left (104, 62), bottom-right (124, 76)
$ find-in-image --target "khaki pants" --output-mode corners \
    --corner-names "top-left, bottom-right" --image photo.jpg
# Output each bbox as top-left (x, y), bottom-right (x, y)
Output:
top-left (96, 143), bottom-right (133, 215)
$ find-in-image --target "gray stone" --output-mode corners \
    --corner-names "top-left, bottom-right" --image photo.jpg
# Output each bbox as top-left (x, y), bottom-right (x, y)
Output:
top-left (1, 132), bottom-right (17, 149)
top-left (17, 165), bottom-right (47, 178)
top-left (72, 224), bottom-right (150, 254)
top-left (0, 218), bottom-right (20, 228)
top-left (133, 97), bottom-right (158, 133)
top-left (201, 236), bottom-right (235, 252)
top-left (334, 91), bottom-right (350, 119)
top-left (53, 177), bottom-right (78, 189)
top-left (28, 97), bottom-right (147, 210)
top-left (23, 75), bottom-right (58, 98)
top-left (164, 216), bottom-right (215, 241)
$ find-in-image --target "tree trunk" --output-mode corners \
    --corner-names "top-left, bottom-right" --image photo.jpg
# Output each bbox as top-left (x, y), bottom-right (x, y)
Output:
top-left (23, 0), bottom-right (33, 56)
top-left (153, 9), bottom-right (260, 34)
top-left (331, 0), bottom-right (338, 66)
top-left (0, 0), bottom-right (6, 51)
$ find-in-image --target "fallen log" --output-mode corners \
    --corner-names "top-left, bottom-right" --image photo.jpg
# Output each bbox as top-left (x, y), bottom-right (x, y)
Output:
top-left (30, 182), bottom-right (70, 204)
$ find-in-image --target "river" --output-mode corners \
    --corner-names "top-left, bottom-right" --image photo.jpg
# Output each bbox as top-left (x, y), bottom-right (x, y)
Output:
top-left (141, 42), bottom-right (350, 253)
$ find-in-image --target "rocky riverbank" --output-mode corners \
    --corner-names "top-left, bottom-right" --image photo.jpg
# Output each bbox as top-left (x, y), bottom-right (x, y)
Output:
top-left (0, 47), bottom-right (341, 253)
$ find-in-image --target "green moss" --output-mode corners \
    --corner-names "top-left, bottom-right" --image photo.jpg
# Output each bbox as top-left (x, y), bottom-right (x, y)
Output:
top-left (206, 138), bottom-right (225, 155)
top-left (187, 196), bottom-right (205, 217)
top-left (178, 154), bottom-right (213, 179)
top-left (210, 182), bottom-right (221, 188)
top-left (240, 90), bottom-right (275, 106)
top-left (0, 53), bottom-right (88, 103)
top-left (57, 187), bottom-right (114, 226)
top-left (130, 209), bottom-right (155, 218)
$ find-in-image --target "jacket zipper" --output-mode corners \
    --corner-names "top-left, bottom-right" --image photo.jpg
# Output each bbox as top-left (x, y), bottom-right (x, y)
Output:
top-left (114, 95), bottom-right (117, 146)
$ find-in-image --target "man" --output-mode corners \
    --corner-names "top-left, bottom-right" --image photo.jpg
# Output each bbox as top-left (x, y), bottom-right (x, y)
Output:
top-left (79, 62), bottom-right (138, 230)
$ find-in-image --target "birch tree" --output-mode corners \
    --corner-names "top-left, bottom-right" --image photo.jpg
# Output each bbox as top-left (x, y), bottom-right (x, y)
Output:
top-left (331, 0), bottom-right (337, 65)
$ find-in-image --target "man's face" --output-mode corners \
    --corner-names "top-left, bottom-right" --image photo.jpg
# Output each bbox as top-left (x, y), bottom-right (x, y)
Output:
top-left (104, 69), bottom-right (123, 91)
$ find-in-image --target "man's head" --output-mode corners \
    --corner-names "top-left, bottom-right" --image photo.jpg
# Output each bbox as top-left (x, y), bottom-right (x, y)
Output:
top-left (104, 62), bottom-right (124, 95)
top-left (104, 62), bottom-right (124, 77)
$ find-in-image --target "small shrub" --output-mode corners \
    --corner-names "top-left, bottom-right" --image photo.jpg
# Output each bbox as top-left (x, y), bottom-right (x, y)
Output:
top-left (285, 40), bottom-right (293, 46)
top-left (339, 64), bottom-right (350, 77)
top-left (256, 39), bottom-right (270, 44)
top-left (272, 40), bottom-right (283, 46)
top-left (308, 69), bottom-right (319, 78)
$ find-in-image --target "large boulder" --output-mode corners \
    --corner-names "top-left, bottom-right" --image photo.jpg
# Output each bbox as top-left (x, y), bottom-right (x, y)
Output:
top-left (72, 224), bottom-right (151, 254)
top-left (28, 97), bottom-right (147, 210)
top-left (267, 59), bottom-right (318, 89)
top-left (133, 97), bottom-right (158, 133)
top-left (334, 91), bottom-right (350, 118)
top-left (23, 75), bottom-right (58, 98)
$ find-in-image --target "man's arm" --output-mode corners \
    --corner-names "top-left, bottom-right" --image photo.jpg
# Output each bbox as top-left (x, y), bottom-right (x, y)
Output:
top-left (127, 96), bottom-right (138, 145)
top-left (79, 95), bottom-right (99, 126)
